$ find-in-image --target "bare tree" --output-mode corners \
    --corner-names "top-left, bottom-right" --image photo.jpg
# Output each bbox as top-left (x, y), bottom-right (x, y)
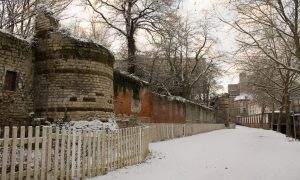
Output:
top-left (70, 14), bottom-right (113, 49)
top-left (138, 14), bottom-right (223, 101)
top-left (224, 0), bottom-right (300, 73)
top-left (85, 0), bottom-right (177, 74)
top-left (0, 0), bottom-right (72, 38)
top-left (221, 0), bottom-right (300, 136)
top-left (238, 50), bottom-right (300, 136)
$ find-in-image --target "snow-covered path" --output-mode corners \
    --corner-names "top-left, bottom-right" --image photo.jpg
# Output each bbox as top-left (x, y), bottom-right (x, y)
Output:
top-left (90, 126), bottom-right (300, 180)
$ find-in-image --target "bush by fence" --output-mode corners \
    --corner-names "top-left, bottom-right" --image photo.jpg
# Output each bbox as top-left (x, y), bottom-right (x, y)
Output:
top-left (0, 123), bottom-right (225, 179)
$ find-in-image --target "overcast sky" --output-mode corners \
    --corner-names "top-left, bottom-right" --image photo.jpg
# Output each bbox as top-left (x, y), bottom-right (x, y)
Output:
top-left (62, 0), bottom-right (239, 93)
top-left (179, 0), bottom-right (239, 92)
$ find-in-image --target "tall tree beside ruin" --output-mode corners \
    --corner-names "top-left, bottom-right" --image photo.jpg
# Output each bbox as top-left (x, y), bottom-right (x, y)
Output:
top-left (144, 14), bottom-right (223, 100)
top-left (85, 0), bottom-right (177, 74)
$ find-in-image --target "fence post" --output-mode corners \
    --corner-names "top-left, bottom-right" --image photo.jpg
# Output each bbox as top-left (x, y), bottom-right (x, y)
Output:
top-left (77, 130), bottom-right (82, 178)
top-left (54, 127), bottom-right (60, 179)
top-left (1, 127), bottom-right (9, 180)
top-left (41, 127), bottom-right (47, 180)
top-left (71, 129), bottom-right (77, 178)
top-left (139, 127), bottom-right (142, 162)
top-left (10, 127), bottom-right (18, 180)
top-left (26, 126), bottom-right (33, 180)
top-left (60, 128), bottom-right (66, 180)
top-left (19, 127), bottom-right (26, 180)
top-left (33, 126), bottom-right (40, 180)
top-left (46, 127), bottom-right (53, 179)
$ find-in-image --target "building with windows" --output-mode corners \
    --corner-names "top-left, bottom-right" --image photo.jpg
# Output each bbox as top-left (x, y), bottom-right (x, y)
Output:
top-left (228, 73), bottom-right (258, 120)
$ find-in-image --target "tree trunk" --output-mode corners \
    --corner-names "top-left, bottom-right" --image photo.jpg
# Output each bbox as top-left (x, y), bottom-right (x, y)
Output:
top-left (260, 105), bottom-right (265, 129)
top-left (285, 95), bottom-right (292, 137)
top-left (181, 85), bottom-right (192, 100)
top-left (277, 106), bottom-right (283, 132)
top-left (271, 103), bottom-right (274, 130)
top-left (127, 33), bottom-right (136, 74)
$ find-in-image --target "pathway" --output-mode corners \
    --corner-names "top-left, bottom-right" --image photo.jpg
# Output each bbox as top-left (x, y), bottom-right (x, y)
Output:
top-left (90, 126), bottom-right (300, 180)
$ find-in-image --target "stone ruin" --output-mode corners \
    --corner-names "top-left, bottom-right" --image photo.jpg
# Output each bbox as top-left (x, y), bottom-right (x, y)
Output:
top-left (0, 8), bottom-right (115, 126)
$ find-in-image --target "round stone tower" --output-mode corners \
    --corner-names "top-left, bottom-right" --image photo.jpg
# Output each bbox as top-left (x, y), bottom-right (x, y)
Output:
top-left (34, 8), bottom-right (115, 121)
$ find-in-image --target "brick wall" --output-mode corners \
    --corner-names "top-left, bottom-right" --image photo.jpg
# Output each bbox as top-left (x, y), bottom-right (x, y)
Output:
top-left (0, 31), bottom-right (34, 126)
top-left (113, 71), bottom-right (215, 124)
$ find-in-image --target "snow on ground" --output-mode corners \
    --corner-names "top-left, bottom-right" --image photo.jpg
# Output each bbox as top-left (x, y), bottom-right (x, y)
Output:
top-left (90, 126), bottom-right (300, 180)
top-left (52, 118), bottom-right (119, 131)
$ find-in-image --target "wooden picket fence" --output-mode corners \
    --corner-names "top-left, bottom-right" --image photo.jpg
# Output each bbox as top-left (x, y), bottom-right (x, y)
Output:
top-left (0, 126), bottom-right (150, 180)
top-left (148, 123), bottom-right (226, 142)
top-left (0, 123), bottom-right (225, 179)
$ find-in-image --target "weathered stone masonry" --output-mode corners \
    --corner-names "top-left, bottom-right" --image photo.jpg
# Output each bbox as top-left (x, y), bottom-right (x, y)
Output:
top-left (34, 10), bottom-right (114, 121)
top-left (0, 9), bottom-right (114, 125)
top-left (0, 31), bottom-right (34, 126)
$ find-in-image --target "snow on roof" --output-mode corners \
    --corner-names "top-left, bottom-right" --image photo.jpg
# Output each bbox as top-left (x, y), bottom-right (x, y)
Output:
top-left (234, 93), bottom-right (252, 101)
top-left (58, 28), bottom-right (114, 57)
top-left (0, 29), bottom-right (33, 44)
top-left (155, 93), bottom-right (213, 111)
top-left (116, 70), bottom-right (149, 85)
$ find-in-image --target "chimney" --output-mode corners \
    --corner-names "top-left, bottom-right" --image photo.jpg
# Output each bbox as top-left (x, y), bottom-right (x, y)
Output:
top-left (35, 7), bottom-right (59, 37)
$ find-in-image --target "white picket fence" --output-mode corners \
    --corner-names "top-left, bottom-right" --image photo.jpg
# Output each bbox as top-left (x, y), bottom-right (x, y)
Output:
top-left (0, 123), bottom-right (225, 179)
top-left (148, 123), bottom-right (226, 142)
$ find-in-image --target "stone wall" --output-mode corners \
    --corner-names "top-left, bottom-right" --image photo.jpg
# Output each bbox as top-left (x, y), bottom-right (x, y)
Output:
top-left (185, 102), bottom-right (215, 123)
top-left (215, 94), bottom-right (229, 123)
top-left (34, 10), bottom-right (115, 121)
top-left (113, 71), bottom-right (215, 124)
top-left (0, 31), bottom-right (34, 126)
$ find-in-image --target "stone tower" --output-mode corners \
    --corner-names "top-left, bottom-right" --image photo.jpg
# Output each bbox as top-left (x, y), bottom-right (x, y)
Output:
top-left (34, 8), bottom-right (115, 121)
top-left (239, 73), bottom-right (248, 94)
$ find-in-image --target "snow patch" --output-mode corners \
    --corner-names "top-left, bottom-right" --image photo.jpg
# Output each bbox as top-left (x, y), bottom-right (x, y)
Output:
top-left (234, 93), bottom-right (252, 101)
top-left (117, 70), bottom-right (149, 85)
top-left (53, 118), bottom-right (119, 131)
top-left (0, 29), bottom-right (33, 44)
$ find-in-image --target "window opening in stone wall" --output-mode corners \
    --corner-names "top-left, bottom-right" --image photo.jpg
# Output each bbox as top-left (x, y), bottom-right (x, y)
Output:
top-left (4, 71), bottom-right (17, 91)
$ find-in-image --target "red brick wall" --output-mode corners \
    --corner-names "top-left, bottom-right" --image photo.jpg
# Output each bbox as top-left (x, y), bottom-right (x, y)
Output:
top-left (150, 95), bottom-right (185, 123)
top-left (138, 88), bottom-right (152, 120)
top-left (114, 86), bottom-right (185, 123)
top-left (114, 88), bottom-right (132, 116)
top-left (113, 72), bottom-right (213, 124)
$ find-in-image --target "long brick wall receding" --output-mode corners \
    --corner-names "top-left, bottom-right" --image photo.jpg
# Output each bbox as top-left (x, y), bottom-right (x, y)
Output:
top-left (113, 71), bottom-right (215, 124)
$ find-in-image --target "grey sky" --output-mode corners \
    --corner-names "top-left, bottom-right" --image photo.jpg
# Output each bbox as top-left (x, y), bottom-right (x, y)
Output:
top-left (61, 0), bottom-right (239, 93)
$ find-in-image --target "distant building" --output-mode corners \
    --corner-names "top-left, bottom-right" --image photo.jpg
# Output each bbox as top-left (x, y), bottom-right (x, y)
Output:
top-left (228, 84), bottom-right (239, 98)
top-left (228, 73), bottom-right (256, 121)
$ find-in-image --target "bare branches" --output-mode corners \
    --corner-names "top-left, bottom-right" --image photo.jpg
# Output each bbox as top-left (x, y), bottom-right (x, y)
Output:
top-left (85, 0), bottom-right (177, 73)
top-left (0, 0), bottom-right (73, 38)
top-left (142, 14), bottom-right (223, 102)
